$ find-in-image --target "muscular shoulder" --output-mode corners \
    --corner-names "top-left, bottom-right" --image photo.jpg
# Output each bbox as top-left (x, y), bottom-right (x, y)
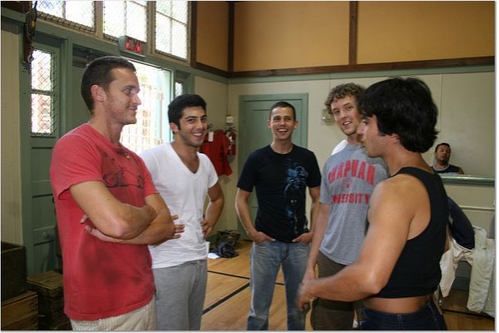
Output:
top-left (370, 175), bottom-right (426, 218)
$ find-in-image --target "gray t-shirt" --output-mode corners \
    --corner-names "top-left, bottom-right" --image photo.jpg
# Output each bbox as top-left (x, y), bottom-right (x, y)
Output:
top-left (319, 144), bottom-right (388, 265)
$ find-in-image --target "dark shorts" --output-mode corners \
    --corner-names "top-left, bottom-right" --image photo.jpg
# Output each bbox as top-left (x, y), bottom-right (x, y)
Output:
top-left (311, 252), bottom-right (362, 330)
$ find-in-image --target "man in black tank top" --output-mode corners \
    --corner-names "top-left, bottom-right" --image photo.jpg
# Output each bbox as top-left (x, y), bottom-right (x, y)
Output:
top-left (297, 77), bottom-right (449, 330)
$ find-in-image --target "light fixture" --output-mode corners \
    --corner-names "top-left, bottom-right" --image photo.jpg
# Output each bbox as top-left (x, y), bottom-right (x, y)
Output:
top-left (321, 109), bottom-right (334, 123)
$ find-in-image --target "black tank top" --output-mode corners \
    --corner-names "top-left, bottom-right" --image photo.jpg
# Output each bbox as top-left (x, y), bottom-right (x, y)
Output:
top-left (375, 167), bottom-right (448, 298)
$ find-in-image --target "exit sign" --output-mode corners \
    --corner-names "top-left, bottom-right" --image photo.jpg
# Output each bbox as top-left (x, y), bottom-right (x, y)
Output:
top-left (118, 36), bottom-right (146, 57)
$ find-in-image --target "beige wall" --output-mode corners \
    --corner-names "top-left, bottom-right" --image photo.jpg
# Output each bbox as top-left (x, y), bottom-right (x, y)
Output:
top-left (219, 71), bottom-right (495, 231)
top-left (1, 22), bottom-right (23, 244)
top-left (193, 76), bottom-right (235, 232)
top-left (226, 73), bottom-right (495, 176)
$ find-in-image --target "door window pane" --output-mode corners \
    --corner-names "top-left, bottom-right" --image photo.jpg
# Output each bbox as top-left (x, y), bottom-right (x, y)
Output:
top-left (31, 49), bottom-right (57, 136)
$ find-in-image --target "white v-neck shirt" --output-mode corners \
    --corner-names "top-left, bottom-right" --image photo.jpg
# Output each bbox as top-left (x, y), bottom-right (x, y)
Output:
top-left (140, 142), bottom-right (218, 268)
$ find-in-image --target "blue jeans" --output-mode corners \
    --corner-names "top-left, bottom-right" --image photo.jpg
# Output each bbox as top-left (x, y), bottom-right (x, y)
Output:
top-left (359, 300), bottom-right (448, 330)
top-left (247, 240), bottom-right (310, 330)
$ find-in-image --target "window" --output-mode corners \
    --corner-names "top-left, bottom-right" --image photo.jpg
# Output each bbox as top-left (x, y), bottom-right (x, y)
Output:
top-left (38, 1), bottom-right (94, 31)
top-left (37, 1), bottom-right (189, 62)
top-left (31, 49), bottom-right (57, 136)
top-left (174, 81), bottom-right (185, 97)
top-left (103, 1), bottom-right (148, 42)
top-left (155, 1), bottom-right (189, 59)
top-left (120, 61), bottom-right (173, 154)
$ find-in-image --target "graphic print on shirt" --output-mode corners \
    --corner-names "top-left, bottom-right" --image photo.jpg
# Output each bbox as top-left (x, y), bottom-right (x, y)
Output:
top-left (284, 161), bottom-right (309, 233)
top-left (328, 159), bottom-right (376, 204)
top-left (101, 152), bottom-right (144, 189)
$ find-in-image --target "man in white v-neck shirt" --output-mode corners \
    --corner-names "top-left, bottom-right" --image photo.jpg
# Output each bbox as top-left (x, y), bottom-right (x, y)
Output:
top-left (140, 94), bottom-right (224, 330)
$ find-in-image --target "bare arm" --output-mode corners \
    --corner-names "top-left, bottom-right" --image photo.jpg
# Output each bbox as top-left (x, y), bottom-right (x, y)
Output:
top-left (235, 188), bottom-right (274, 243)
top-left (114, 193), bottom-right (177, 245)
top-left (302, 203), bottom-right (330, 283)
top-left (308, 186), bottom-right (321, 234)
top-left (298, 179), bottom-right (414, 309)
top-left (201, 182), bottom-right (225, 239)
top-left (70, 180), bottom-right (156, 240)
top-left (81, 192), bottom-right (181, 245)
top-left (293, 186), bottom-right (320, 244)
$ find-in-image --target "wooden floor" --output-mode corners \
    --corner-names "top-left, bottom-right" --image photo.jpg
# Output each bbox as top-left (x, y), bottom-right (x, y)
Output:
top-left (201, 240), bottom-right (494, 330)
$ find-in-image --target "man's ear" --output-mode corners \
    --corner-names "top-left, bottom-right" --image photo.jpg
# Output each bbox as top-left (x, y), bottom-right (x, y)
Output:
top-left (170, 122), bottom-right (178, 133)
top-left (389, 132), bottom-right (401, 143)
top-left (91, 85), bottom-right (105, 103)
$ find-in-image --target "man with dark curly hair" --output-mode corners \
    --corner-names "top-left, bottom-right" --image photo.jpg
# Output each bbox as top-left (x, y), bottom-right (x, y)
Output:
top-left (298, 77), bottom-right (449, 330)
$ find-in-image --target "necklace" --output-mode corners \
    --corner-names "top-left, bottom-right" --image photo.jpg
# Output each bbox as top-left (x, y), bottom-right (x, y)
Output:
top-left (119, 144), bottom-right (130, 159)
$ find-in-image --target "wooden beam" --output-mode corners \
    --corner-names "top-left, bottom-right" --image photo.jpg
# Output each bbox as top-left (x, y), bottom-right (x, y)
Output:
top-left (349, 1), bottom-right (358, 65)
top-left (190, 1), bottom-right (198, 67)
top-left (228, 2), bottom-right (235, 72)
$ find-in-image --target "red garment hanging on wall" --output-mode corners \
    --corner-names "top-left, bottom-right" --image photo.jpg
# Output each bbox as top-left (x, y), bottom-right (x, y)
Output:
top-left (200, 129), bottom-right (233, 176)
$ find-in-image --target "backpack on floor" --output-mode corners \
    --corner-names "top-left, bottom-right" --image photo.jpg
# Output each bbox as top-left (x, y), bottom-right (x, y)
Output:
top-left (211, 229), bottom-right (240, 258)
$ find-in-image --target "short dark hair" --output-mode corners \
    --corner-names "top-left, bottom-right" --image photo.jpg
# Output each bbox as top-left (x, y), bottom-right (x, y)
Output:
top-left (435, 142), bottom-right (451, 152)
top-left (81, 56), bottom-right (136, 113)
top-left (358, 77), bottom-right (439, 153)
top-left (324, 83), bottom-right (365, 113)
top-left (168, 94), bottom-right (207, 129)
top-left (269, 101), bottom-right (296, 120)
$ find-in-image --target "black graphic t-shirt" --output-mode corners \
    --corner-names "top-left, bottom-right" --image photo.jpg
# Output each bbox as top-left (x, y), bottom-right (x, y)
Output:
top-left (237, 145), bottom-right (321, 242)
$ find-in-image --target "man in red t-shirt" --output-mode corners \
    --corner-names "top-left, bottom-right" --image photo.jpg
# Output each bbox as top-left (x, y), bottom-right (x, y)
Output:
top-left (50, 56), bottom-right (179, 330)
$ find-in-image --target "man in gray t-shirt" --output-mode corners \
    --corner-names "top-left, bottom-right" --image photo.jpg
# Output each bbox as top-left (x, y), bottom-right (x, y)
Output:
top-left (302, 83), bottom-right (388, 330)
top-left (319, 144), bottom-right (387, 265)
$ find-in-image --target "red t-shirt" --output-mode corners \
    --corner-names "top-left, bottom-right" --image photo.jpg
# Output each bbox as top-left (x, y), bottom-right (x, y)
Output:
top-left (200, 130), bottom-right (232, 176)
top-left (50, 124), bottom-right (156, 321)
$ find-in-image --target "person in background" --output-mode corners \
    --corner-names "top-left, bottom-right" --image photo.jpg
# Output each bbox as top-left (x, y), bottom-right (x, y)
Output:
top-left (302, 83), bottom-right (388, 330)
top-left (50, 56), bottom-right (176, 330)
top-left (235, 101), bottom-right (321, 330)
top-left (432, 142), bottom-right (465, 174)
top-left (298, 77), bottom-right (449, 330)
top-left (140, 94), bottom-right (224, 330)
